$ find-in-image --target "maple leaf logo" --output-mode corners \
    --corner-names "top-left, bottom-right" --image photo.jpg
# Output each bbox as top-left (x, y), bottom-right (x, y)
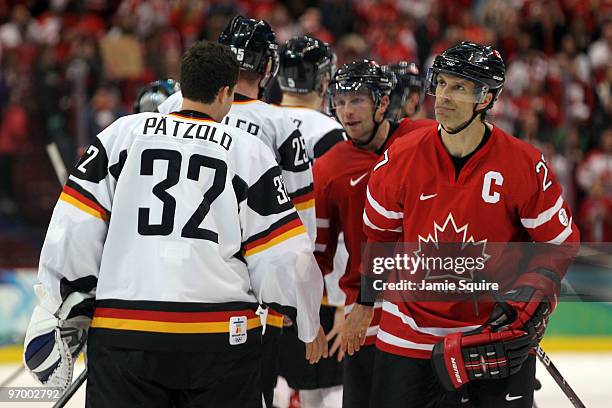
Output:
top-left (413, 212), bottom-right (490, 281)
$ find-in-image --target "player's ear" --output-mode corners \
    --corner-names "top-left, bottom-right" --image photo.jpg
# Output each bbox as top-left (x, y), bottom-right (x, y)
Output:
top-left (218, 85), bottom-right (232, 104)
top-left (376, 94), bottom-right (390, 121)
top-left (476, 92), bottom-right (493, 111)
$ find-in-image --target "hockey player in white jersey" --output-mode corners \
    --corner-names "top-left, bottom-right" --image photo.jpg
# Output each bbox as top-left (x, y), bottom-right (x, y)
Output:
top-left (276, 35), bottom-right (347, 408)
top-left (157, 19), bottom-right (318, 407)
top-left (278, 36), bottom-right (346, 161)
top-left (22, 41), bottom-right (327, 408)
top-left (158, 17), bottom-right (316, 244)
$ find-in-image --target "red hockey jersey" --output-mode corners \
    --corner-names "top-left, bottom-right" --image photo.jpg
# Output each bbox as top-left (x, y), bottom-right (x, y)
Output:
top-left (363, 125), bottom-right (580, 358)
top-left (314, 118), bottom-right (436, 344)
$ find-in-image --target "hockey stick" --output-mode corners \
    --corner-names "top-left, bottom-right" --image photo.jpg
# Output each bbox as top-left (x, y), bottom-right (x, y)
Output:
top-left (52, 367), bottom-right (87, 408)
top-left (46, 142), bottom-right (68, 185)
top-left (535, 345), bottom-right (586, 408)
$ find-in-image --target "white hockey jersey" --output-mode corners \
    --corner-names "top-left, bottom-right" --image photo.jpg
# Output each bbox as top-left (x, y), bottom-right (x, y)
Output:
top-left (36, 110), bottom-right (323, 352)
top-left (159, 92), bottom-right (316, 245)
top-left (280, 105), bottom-right (346, 161)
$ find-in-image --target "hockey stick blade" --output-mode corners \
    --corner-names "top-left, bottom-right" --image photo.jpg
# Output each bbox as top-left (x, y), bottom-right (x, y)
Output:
top-left (536, 345), bottom-right (586, 408)
top-left (52, 367), bottom-right (87, 408)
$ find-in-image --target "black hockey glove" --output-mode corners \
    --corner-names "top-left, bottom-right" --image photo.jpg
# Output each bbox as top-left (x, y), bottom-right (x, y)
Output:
top-left (431, 328), bottom-right (533, 391)
top-left (487, 286), bottom-right (553, 343)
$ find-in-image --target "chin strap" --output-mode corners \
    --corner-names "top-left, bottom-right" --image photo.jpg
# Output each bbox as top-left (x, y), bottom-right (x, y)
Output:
top-left (440, 104), bottom-right (483, 134)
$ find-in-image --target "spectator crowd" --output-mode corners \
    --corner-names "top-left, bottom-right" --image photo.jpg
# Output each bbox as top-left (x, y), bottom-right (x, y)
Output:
top-left (0, 0), bottom-right (610, 260)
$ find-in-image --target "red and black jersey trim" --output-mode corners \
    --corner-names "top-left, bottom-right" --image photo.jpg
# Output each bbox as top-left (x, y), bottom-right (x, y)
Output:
top-left (288, 183), bottom-right (314, 201)
top-left (233, 93), bottom-right (257, 103)
top-left (243, 212), bottom-right (300, 247)
top-left (60, 179), bottom-right (111, 221)
top-left (90, 299), bottom-right (262, 351)
top-left (289, 183), bottom-right (315, 211)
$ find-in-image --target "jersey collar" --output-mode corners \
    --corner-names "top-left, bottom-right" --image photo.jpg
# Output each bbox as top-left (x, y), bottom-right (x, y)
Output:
top-left (234, 93), bottom-right (257, 102)
top-left (173, 110), bottom-right (215, 121)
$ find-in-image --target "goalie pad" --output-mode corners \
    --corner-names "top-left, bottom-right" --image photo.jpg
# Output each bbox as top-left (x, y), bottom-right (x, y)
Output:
top-left (23, 285), bottom-right (90, 390)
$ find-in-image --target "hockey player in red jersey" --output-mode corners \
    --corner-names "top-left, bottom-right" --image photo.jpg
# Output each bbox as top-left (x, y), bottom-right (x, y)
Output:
top-left (382, 61), bottom-right (426, 121)
top-left (349, 42), bottom-right (580, 407)
top-left (314, 59), bottom-right (436, 408)
top-left (276, 35), bottom-right (346, 408)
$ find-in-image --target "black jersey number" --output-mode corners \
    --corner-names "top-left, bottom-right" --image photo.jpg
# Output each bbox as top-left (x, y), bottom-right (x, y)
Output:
top-left (138, 149), bottom-right (227, 243)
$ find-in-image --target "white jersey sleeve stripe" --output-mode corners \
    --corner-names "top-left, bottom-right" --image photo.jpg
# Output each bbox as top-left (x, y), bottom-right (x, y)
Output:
top-left (382, 301), bottom-right (480, 337)
top-left (547, 217), bottom-right (573, 245)
top-left (363, 211), bottom-right (403, 233)
top-left (520, 195), bottom-right (564, 228)
top-left (377, 328), bottom-right (434, 351)
top-left (366, 186), bottom-right (404, 219)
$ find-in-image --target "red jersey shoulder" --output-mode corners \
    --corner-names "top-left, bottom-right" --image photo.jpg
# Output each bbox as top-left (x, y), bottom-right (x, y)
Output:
top-left (489, 126), bottom-right (546, 179)
top-left (313, 140), bottom-right (363, 183)
top-left (385, 123), bottom-right (436, 160)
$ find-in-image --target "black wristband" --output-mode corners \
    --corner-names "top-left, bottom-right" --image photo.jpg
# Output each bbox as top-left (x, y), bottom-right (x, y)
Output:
top-left (356, 274), bottom-right (378, 306)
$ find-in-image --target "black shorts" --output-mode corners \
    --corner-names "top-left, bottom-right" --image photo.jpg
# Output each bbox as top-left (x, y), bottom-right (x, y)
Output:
top-left (277, 305), bottom-right (343, 390)
top-left (261, 326), bottom-right (280, 408)
top-left (86, 334), bottom-right (262, 408)
top-left (343, 344), bottom-right (376, 408)
top-left (370, 348), bottom-right (536, 408)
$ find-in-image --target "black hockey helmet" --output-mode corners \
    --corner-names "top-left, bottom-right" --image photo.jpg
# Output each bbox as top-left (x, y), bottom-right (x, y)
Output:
top-left (425, 41), bottom-right (505, 105)
top-left (329, 59), bottom-right (393, 146)
top-left (382, 61), bottom-right (424, 119)
top-left (328, 59), bottom-right (393, 112)
top-left (133, 79), bottom-right (180, 113)
top-left (278, 36), bottom-right (334, 94)
top-left (218, 16), bottom-right (279, 85)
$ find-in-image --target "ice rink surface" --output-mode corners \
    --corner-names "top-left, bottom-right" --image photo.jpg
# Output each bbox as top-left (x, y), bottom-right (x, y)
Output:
top-left (0, 353), bottom-right (610, 407)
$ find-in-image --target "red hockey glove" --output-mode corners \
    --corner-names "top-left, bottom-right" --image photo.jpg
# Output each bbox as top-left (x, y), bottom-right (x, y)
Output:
top-left (431, 328), bottom-right (533, 391)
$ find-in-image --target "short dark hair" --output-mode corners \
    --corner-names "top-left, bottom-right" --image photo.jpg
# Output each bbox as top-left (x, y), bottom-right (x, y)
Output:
top-left (180, 41), bottom-right (239, 104)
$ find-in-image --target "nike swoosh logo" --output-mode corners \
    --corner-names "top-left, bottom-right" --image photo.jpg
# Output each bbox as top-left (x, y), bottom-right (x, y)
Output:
top-left (460, 397), bottom-right (469, 403)
top-left (419, 193), bottom-right (437, 200)
top-left (350, 172), bottom-right (368, 187)
top-left (505, 394), bottom-right (523, 402)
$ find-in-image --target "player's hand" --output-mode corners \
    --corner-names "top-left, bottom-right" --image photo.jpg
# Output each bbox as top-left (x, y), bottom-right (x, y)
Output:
top-left (305, 326), bottom-right (329, 364)
top-left (326, 306), bottom-right (345, 362)
top-left (340, 304), bottom-right (374, 356)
